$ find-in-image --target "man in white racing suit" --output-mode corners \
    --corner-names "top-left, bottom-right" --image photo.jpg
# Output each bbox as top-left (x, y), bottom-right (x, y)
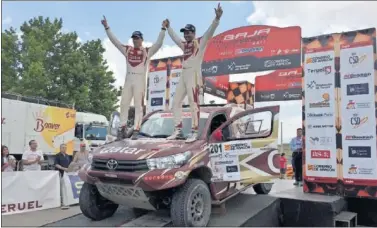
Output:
top-left (166, 3), bottom-right (223, 142)
top-left (101, 16), bottom-right (168, 140)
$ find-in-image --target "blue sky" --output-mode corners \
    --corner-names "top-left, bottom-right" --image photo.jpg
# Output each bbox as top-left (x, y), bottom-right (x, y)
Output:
top-left (2, 1), bottom-right (253, 45)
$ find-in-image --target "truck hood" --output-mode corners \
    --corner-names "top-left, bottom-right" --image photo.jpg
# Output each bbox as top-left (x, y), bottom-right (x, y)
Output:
top-left (92, 138), bottom-right (204, 160)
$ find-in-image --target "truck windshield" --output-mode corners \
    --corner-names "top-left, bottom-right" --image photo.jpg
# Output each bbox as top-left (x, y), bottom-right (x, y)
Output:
top-left (139, 112), bottom-right (208, 139)
top-left (85, 125), bottom-right (107, 141)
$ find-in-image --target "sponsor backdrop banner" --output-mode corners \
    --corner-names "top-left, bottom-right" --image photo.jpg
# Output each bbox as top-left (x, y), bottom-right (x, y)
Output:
top-left (302, 28), bottom-right (377, 199)
top-left (202, 25), bottom-right (302, 76)
top-left (1, 171), bottom-right (60, 215)
top-left (255, 68), bottom-right (302, 102)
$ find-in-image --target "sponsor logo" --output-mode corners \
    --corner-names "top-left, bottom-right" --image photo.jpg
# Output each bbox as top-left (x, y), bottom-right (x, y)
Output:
top-left (151, 97), bottom-right (163, 106)
top-left (215, 160), bottom-right (234, 165)
top-left (65, 112), bottom-right (75, 118)
top-left (347, 83), bottom-right (369, 96)
top-left (150, 90), bottom-right (165, 95)
top-left (350, 113), bottom-right (368, 129)
top-left (307, 124), bottom-right (334, 129)
top-left (264, 59), bottom-right (291, 68)
top-left (99, 146), bottom-right (146, 155)
top-left (283, 92), bottom-right (300, 99)
top-left (311, 150), bottom-right (331, 159)
top-left (344, 72), bottom-right (371, 79)
top-left (346, 100), bottom-right (370, 109)
top-left (202, 65), bottom-right (218, 74)
top-left (227, 62), bottom-right (251, 71)
top-left (226, 165), bottom-right (239, 173)
top-left (309, 137), bottom-right (332, 146)
top-left (223, 28), bottom-right (271, 41)
top-left (216, 90), bottom-right (226, 97)
top-left (345, 135), bottom-right (373, 140)
top-left (307, 66), bottom-right (332, 75)
top-left (68, 174), bottom-right (83, 199)
top-left (171, 81), bottom-right (179, 86)
top-left (348, 164), bottom-right (373, 175)
top-left (224, 143), bottom-right (251, 151)
top-left (289, 82), bottom-right (301, 88)
top-left (348, 146), bottom-right (371, 158)
top-left (235, 47), bottom-right (263, 54)
top-left (278, 70), bottom-right (301, 77)
top-left (34, 118), bottom-right (60, 133)
top-left (307, 112), bottom-right (333, 118)
top-left (307, 164), bottom-right (335, 172)
top-left (306, 55), bottom-right (333, 64)
top-left (2, 201), bottom-right (43, 214)
top-left (309, 93), bottom-right (330, 108)
top-left (171, 72), bottom-right (181, 78)
top-left (307, 81), bottom-right (332, 89)
top-left (349, 52), bottom-right (367, 66)
top-left (153, 75), bottom-right (164, 86)
top-left (260, 93), bottom-right (275, 100)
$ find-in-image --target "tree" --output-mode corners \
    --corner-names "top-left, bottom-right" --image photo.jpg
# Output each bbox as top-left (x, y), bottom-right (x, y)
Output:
top-left (1, 16), bottom-right (120, 117)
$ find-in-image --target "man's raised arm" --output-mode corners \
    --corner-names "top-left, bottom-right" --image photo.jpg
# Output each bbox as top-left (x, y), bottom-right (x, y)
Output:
top-left (148, 20), bottom-right (168, 58)
top-left (166, 19), bottom-right (184, 51)
top-left (101, 16), bottom-right (127, 56)
top-left (199, 3), bottom-right (223, 51)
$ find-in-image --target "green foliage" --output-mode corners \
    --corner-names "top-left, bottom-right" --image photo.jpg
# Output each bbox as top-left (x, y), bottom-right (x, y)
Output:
top-left (1, 16), bottom-right (120, 118)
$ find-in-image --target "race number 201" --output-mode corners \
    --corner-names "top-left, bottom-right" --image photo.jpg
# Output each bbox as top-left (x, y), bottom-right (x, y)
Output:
top-left (209, 144), bottom-right (223, 157)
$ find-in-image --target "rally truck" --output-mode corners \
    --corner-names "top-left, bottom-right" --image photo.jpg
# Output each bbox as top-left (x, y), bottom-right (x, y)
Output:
top-left (78, 104), bottom-right (281, 227)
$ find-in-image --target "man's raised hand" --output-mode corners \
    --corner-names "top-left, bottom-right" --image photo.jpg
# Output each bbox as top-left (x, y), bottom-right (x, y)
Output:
top-left (101, 15), bottom-right (108, 28)
top-left (163, 19), bottom-right (170, 28)
top-left (215, 3), bottom-right (223, 20)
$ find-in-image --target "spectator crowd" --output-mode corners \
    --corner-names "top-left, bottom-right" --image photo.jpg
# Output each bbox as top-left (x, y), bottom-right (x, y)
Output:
top-left (1, 140), bottom-right (90, 176)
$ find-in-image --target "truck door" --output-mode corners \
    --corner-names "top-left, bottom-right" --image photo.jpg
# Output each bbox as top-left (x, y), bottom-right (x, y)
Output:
top-left (208, 105), bottom-right (280, 185)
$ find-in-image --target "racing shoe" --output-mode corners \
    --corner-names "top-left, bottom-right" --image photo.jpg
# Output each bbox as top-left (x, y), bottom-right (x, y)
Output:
top-left (186, 131), bottom-right (199, 143)
top-left (116, 126), bottom-right (127, 140)
top-left (166, 128), bottom-right (183, 140)
top-left (131, 130), bottom-right (139, 140)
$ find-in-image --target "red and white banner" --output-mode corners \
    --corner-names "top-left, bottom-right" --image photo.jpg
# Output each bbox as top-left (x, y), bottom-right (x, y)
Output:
top-left (1, 171), bottom-right (60, 215)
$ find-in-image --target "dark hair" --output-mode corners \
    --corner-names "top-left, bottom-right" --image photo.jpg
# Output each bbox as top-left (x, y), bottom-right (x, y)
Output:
top-left (281, 153), bottom-right (285, 156)
top-left (29, 140), bottom-right (36, 146)
top-left (297, 128), bottom-right (302, 131)
top-left (1, 145), bottom-right (9, 158)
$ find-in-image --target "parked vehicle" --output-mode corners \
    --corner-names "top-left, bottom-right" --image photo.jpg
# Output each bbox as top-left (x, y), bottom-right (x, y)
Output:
top-left (78, 104), bottom-right (281, 226)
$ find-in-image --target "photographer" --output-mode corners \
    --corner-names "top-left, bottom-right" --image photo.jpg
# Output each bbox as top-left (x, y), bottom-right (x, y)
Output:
top-left (290, 128), bottom-right (303, 186)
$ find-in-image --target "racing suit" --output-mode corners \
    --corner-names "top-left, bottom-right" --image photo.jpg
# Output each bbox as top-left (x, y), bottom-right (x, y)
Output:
top-left (106, 28), bottom-right (165, 131)
top-left (167, 19), bottom-right (219, 141)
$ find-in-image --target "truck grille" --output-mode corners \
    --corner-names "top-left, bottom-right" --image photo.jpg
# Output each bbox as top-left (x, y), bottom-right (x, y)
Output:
top-left (92, 158), bottom-right (148, 172)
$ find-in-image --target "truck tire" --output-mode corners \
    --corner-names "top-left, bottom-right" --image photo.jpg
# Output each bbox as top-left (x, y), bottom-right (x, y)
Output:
top-left (253, 183), bottom-right (273, 194)
top-left (170, 179), bottom-right (212, 227)
top-left (79, 182), bottom-right (118, 221)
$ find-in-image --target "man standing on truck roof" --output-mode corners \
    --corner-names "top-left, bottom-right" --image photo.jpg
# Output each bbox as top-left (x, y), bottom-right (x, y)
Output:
top-left (101, 16), bottom-right (168, 140)
top-left (166, 3), bottom-right (223, 143)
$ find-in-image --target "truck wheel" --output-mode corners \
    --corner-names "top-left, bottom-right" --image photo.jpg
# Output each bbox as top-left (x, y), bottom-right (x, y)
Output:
top-left (79, 182), bottom-right (119, 221)
top-left (253, 183), bottom-right (273, 194)
top-left (170, 179), bottom-right (212, 227)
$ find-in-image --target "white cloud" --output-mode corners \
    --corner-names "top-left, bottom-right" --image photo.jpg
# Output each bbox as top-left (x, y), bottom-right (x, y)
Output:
top-left (247, 1), bottom-right (377, 37)
top-left (2, 16), bottom-right (12, 25)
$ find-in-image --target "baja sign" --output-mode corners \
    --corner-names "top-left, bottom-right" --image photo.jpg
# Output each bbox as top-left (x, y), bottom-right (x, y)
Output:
top-left (223, 28), bottom-right (271, 41)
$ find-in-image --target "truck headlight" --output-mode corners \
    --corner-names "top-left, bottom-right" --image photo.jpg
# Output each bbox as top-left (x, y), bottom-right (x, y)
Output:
top-left (146, 151), bottom-right (192, 170)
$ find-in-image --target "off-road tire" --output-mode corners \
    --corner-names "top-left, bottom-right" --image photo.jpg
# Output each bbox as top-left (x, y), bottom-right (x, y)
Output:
top-left (253, 183), bottom-right (273, 194)
top-left (170, 178), bottom-right (212, 227)
top-left (79, 182), bottom-right (119, 221)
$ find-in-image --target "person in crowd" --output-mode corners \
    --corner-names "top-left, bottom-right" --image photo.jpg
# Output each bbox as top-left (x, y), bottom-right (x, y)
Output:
top-left (165, 3), bottom-right (223, 142)
top-left (54, 143), bottom-right (71, 177)
top-left (1, 145), bottom-right (16, 172)
top-left (102, 16), bottom-right (168, 140)
top-left (22, 140), bottom-right (44, 171)
top-left (280, 153), bottom-right (287, 179)
top-left (72, 143), bottom-right (90, 171)
top-left (290, 128), bottom-right (303, 186)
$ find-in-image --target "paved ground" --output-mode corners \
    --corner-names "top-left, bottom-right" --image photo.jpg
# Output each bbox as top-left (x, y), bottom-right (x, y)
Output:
top-left (2, 179), bottom-right (297, 227)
